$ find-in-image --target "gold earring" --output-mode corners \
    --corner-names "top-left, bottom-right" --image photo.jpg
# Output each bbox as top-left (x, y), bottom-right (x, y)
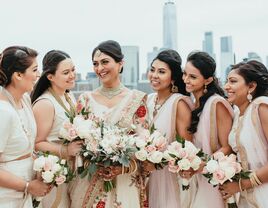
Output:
top-left (247, 91), bottom-right (253, 102)
top-left (171, 83), bottom-right (179, 93)
top-left (203, 85), bottom-right (208, 94)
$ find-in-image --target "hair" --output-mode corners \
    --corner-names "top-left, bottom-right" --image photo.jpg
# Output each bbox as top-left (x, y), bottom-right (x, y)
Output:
top-left (151, 49), bottom-right (188, 95)
top-left (92, 40), bottom-right (124, 73)
top-left (187, 51), bottom-right (225, 134)
top-left (31, 50), bottom-right (70, 103)
top-left (231, 60), bottom-right (268, 98)
top-left (0, 46), bottom-right (38, 87)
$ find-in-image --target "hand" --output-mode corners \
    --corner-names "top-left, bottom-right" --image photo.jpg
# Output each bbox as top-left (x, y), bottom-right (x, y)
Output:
top-left (28, 180), bottom-right (51, 197)
top-left (219, 182), bottom-right (240, 200)
top-left (142, 160), bottom-right (155, 173)
top-left (98, 166), bottom-right (122, 180)
top-left (179, 168), bottom-right (195, 179)
top-left (67, 140), bottom-right (83, 157)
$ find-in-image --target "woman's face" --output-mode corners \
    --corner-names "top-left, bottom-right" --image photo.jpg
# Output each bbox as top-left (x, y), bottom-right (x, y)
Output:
top-left (20, 58), bottom-right (39, 92)
top-left (148, 59), bottom-right (172, 92)
top-left (182, 61), bottom-right (207, 94)
top-left (224, 69), bottom-right (250, 106)
top-left (92, 52), bottom-right (122, 85)
top-left (48, 58), bottom-right (76, 91)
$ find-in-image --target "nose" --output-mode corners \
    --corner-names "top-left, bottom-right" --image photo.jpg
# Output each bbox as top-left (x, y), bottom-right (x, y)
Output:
top-left (183, 75), bottom-right (189, 84)
top-left (224, 81), bottom-right (229, 90)
top-left (70, 71), bottom-right (76, 79)
top-left (95, 63), bottom-right (104, 74)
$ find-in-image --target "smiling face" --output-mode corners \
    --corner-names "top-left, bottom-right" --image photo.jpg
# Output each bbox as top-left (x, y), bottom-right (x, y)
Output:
top-left (92, 52), bottom-right (122, 86)
top-left (148, 59), bottom-right (172, 92)
top-left (182, 61), bottom-right (208, 96)
top-left (224, 69), bottom-right (251, 106)
top-left (47, 58), bottom-right (76, 91)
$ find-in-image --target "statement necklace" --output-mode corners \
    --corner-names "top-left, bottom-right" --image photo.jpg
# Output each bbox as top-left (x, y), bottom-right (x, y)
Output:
top-left (98, 83), bottom-right (125, 99)
top-left (2, 88), bottom-right (32, 139)
top-left (153, 94), bottom-right (173, 118)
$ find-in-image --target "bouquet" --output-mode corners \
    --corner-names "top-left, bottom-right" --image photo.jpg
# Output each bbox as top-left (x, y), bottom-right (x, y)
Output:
top-left (32, 152), bottom-right (74, 207)
top-left (80, 121), bottom-right (138, 192)
top-left (164, 135), bottom-right (205, 190)
top-left (134, 125), bottom-right (168, 169)
top-left (202, 152), bottom-right (251, 208)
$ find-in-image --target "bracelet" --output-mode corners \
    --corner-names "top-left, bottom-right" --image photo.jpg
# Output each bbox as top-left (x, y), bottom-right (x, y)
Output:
top-left (249, 172), bottom-right (262, 188)
top-left (24, 181), bottom-right (29, 197)
top-left (238, 178), bottom-right (244, 192)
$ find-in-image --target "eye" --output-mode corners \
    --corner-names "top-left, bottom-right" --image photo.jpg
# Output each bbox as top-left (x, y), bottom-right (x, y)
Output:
top-left (93, 62), bottom-right (98, 67)
top-left (149, 68), bottom-right (155, 72)
top-left (159, 69), bottom-right (166, 74)
top-left (101, 60), bottom-right (109, 65)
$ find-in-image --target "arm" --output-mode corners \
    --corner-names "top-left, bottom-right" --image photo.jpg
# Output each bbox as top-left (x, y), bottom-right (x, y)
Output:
top-left (176, 99), bottom-right (192, 142)
top-left (215, 102), bottom-right (233, 155)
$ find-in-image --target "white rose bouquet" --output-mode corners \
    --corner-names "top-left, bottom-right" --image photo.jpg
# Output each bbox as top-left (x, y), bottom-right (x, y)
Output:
top-left (164, 135), bottom-right (205, 190)
top-left (134, 125), bottom-right (168, 169)
top-left (79, 121), bottom-right (138, 192)
top-left (32, 152), bottom-right (74, 207)
top-left (202, 152), bottom-right (251, 208)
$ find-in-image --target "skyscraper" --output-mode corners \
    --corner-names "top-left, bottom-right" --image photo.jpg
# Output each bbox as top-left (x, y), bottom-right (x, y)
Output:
top-left (220, 36), bottom-right (234, 83)
top-left (163, 0), bottom-right (178, 50)
top-left (121, 46), bottom-right (139, 89)
top-left (247, 52), bottom-right (262, 62)
top-left (202, 31), bottom-right (216, 60)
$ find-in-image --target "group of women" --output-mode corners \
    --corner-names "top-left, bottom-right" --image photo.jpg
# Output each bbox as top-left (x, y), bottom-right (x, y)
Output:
top-left (0, 40), bottom-right (267, 208)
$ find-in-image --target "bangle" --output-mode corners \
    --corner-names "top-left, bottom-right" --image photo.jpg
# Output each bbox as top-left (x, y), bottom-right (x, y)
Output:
top-left (24, 181), bottom-right (29, 197)
top-left (238, 178), bottom-right (244, 192)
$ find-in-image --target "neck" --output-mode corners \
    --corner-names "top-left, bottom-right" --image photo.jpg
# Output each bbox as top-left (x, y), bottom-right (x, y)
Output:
top-left (237, 100), bottom-right (250, 116)
top-left (50, 85), bottom-right (65, 96)
top-left (193, 91), bottom-right (204, 108)
top-left (102, 79), bottom-right (121, 89)
top-left (5, 85), bottom-right (24, 106)
top-left (157, 89), bottom-right (172, 103)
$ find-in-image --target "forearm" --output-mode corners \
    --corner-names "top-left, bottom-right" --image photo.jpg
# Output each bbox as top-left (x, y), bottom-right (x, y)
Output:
top-left (0, 169), bottom-right (27, 192)
top-left (35, 141), bottom-right (62, 157)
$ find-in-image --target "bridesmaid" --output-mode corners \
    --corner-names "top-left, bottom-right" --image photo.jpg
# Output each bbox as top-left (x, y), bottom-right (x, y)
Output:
top-left (146, 49), bottom-right (193, 208)
top-left (181, 51), bottom-right (234, 208)
top-left (31, 50), bottom-right (82, 207)
top-left (0, 46), bottom-right (50, 207)
top-left (221, 60), bottom-right (268, 208)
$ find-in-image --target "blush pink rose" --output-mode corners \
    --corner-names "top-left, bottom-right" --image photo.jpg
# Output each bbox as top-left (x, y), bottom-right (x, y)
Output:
top-left (55, 175), bottom-right (66, 185)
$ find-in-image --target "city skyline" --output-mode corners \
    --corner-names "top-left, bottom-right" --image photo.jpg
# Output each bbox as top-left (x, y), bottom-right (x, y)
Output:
top-left (0, 0), bottom-right (267, 79)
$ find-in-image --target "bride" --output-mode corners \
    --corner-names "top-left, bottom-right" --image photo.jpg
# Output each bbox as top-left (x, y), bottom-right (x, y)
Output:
top-left (70, 40), bottom-right (149, 208)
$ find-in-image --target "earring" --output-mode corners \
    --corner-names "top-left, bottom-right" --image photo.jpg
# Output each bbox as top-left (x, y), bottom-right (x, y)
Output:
top-left (247, 91), bottom-right (253, 103)
top-left (171, 83), bottom-right (179, 93)
top-left (203, 85), bottom-right (208, 94)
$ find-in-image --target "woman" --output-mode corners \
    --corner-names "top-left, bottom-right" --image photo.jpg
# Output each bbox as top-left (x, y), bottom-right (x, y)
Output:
top-left (146, 49), bottom-right (193, 208)
top-left (31, 50), bottom-right (82, 207)
top-left (0, 46), bottom-right (50, 207)
top-left (69, 40), bottom-right (149, 208)
top-left (182, 51), bottom-right (233, 208)
top-left (221, 60), bottom-right (268, 208)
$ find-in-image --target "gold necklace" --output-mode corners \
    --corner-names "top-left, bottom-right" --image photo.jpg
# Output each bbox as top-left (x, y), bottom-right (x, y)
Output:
top-left (153, 94), bottom-right (173, 118)
top-left (98, 83), bottom-right (124, 99)
top-left (48, 88), bottom-right (76, 118)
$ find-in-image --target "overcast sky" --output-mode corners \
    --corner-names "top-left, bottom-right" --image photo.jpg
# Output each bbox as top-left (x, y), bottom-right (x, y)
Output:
top-left (1, 0), bottom-right (267, 78)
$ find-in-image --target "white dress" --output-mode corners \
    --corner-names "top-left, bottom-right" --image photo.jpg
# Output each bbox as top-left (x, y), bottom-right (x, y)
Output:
top-left (69, 89), bottom-right (148, 208)
top-left (147, 93), bottom-right (194, 208)
top-left (34, 90), bottom-right (75, 208)
top-left (228, 96), bottom-right (268, 208)
top-left (0, 94), bottom-right (36, 208)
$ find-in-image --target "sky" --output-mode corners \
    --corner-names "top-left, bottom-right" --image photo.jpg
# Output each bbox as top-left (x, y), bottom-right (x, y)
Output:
top-left (1, 0), bottom-right (268, 79)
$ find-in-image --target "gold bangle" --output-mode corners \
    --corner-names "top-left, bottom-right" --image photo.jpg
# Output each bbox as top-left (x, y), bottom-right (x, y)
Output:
top-left (238, 178), bottom-right (244, 192)
top-left (24, 181), bottom-right (29, 197)
top-left (252, 172), bottom-right (262, 185)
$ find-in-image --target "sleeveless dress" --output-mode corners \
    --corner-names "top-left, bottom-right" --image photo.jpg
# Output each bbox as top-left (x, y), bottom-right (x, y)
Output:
top-left (228, 96), bottom-right (268, 208)
top-left (34, 90), bottom-right (76, 208)
top-left (0, 93), bottom-right (36, 208)
top-left (69, 89), bottom-right (148, 208)
top-left (147, 93), bottom-right (195, 208)
top-left (191, 94), bottom-right (234, 208)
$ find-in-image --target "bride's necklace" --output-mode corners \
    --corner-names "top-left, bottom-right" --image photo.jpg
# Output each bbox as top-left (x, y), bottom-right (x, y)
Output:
top-left (2, 88), bottom-right (32, 139)
top-left (98, 83), bottom-right (124, 99)
top-left (153, 94), bottom-right (173, 118)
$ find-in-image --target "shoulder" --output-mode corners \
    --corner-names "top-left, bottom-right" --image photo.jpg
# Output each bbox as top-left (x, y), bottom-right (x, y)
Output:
top-left (0, 102), bottom-right (17, 123)
top-left (32, 97), bottom-right (54, 113)
top-left (132, 89), bottom-right (146, 98)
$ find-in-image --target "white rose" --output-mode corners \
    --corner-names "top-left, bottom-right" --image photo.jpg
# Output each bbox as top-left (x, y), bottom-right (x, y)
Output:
top-left (177, 158), bottom-right (191, 170)
top-left (42, 171), bottom-right (54, 183)
top-left (60, 159), bottom-right (66, 165)
top-left (136, 138), bottom-right (147, 148)
top-left (59, 126), bottom-right (69, 140)
top-left (224, 166), bottom-right (236, 180)
top-left (63, 168), bottom-right (68, 175)
top-left (33, 156), bottom-right (46, 171)
top-left (210, 177), bottom-right (219, 186)
top-left (191, 156), bottom-right (202, 171)
top-left (47, 155), bottom-right (59, 164)
top-left (206, 159), bottom-right (219, 173)
top-left (135, 149), bottom-right (148, 161)
top-left (147, 151), bottom-right (163, 164)
top-left (51, 163), bottom-right (62, 174)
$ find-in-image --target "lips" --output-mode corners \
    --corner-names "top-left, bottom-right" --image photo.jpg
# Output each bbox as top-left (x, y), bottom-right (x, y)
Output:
top-left (99, 72), bottom-right (108, 78)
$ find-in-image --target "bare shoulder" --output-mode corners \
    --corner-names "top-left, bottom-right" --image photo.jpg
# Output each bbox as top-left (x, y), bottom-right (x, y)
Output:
top-left (32, 98), bottom-right (54, 114)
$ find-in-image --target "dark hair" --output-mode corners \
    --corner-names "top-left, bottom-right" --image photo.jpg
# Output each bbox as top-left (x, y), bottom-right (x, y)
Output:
top-left (31, 50), bottom-right (70, 103)
top-left (92, 40), bottom-right (124, 73)
top-left (231, 60), bottom-right (268, 98)
top-left (151, 49), bottom-right (188, 95)
top-left (187, 51), bottom-right (225, 134)
top-left (0, 46), bottom-right (38, 87)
